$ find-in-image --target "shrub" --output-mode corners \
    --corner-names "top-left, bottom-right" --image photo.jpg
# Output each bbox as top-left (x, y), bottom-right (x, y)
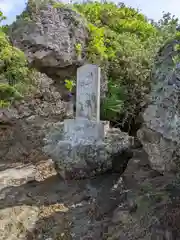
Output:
top-left (0, 84), bottom-right (23, 107)
top-left (72, 1), bottom-right (178, 129)
top-left (0, 11), bottom-right (33, 105)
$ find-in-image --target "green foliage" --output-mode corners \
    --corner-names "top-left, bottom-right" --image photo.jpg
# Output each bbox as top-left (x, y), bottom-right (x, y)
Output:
top-left (72, 1), bottom-right (179, 128)
top-left (16, 10), bottom-right (32, 22)
top-left (0, 10), bottom-right (6, 23)
top-left (64, 79), bottom-right (76, 93)
top-left (172, 33), bottom-right (180, 66)
top-left (87, 23), bottom-right (108, 62)
top-left (0, 21), bottom-right (33, 105)
top-left (101, 79), bottom-right (125, 121)
top-left (74, 1), bottom-right (156, 40)
top-left (0, 37), bottom-right (29, 84)
top-left (0, 100), bottom-right (10, 108)
top-left (0, 84), bottom-right (23, 107)
top-left (75, 43), bottom-right (82, 57)
top-left (53, 2), bottom-right (65, 9)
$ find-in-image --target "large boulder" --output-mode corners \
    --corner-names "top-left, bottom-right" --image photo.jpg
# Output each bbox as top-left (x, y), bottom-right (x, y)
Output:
top-left (137, 39), bottom-right (180, 174)
top-left (10, 4), bottom-right (88, 80)
top-left (9, 3), bottom-right (88, 100)
top-left (43, 121), bottom-right (134, 179)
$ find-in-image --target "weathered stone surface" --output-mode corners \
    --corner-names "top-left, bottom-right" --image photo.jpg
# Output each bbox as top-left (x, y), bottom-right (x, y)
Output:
top-left (0, 73), bottom-right (71, 166)
top-left (0, 165), bottom-right (36, 191)
top-left (10, 5), bottom-right (88, 80)
top-left (0, 206), bottom-right (39, 240)
top-left (44, 122), bottom-right (133, 179)
top-left (76, 64), bottom-right (101, 121)
top-left (0, 158), bottom-right (122, 240)
top-left (64, 118), bottom-right (105, 145)
top-left (1, 147), bottom-right (180, 240)
top-left (137, 39), bottom-right (180, 174)
top-left (106, 149), bottom-right (180, 239)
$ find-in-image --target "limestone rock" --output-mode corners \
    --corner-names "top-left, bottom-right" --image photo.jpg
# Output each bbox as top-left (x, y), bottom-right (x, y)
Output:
top-left (106, 149), bottom-right (180, 239)
top-left (10, 4), bottom-right (88, 81)
top-left (43, 121), bottom-right (134, 179)
top-left (137, 39), bottom-right (180, 174)
top-left (0, 165), bottom-right (36, 190)
top-left (0, 73), bottom-right (70, 165)
top-left (0, 206), bottom-right (39, 240)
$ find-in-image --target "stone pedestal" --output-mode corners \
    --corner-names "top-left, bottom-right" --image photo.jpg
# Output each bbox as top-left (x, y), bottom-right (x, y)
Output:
top-left (43, 120), bottom-right (133, 179)
top-left (64, 118), bottom-right (107, 145)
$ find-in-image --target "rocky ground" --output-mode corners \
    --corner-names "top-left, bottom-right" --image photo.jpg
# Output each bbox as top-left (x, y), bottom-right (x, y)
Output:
top-left (1, 148), bottom-right (180, 240)
top-left (0, 155), bottom-right (121, 240)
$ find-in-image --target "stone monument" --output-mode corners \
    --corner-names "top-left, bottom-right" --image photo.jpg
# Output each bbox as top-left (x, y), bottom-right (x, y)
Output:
top-left (44, 64), bottom-right (133, 179)
top-left (76, 64), bottom-right (100, 120)
top-left (64, 64), bottom-right (106, 146)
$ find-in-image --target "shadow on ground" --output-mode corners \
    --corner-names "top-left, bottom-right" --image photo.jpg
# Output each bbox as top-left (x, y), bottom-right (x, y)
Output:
top-left (0, 173), bottom-right (123, 239)
top-left (1, 150), bottom-right (180, 239)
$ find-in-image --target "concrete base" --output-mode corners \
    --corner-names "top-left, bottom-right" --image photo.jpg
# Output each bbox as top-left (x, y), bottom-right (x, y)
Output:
top-left (63, 118), bottom-right (109, 145)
